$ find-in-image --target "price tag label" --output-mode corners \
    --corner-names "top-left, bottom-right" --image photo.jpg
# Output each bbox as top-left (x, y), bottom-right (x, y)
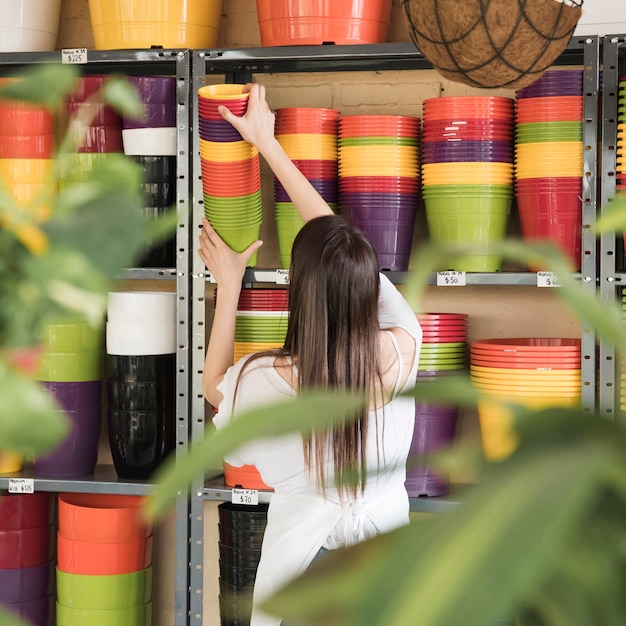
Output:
top-left (8, 478), bottom-right (35, 494)
top-left (275, 269), bottom-right (290, 285)
top-left (62, 48), bottom-right (88, 64)
top-left (436, 271), bottom-right (466, 286)
top-left (231, 488), bottom-right (258, 506)
top-left (537, 272), bottom-right (562, 288)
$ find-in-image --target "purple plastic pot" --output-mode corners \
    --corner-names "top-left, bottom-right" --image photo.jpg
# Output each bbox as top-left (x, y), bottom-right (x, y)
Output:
top-left (275, 178), bottom-right (337, 203)
top-left (127, 76), bottom-right (176, 105)
top-left (0, 492), bottom-right (53, 530)
top-left (198, 123), bottom-right (244, 143)
top-left (41, 381), bottom-right (102, 412)
top-left (33, 406), bottom-right (102, 478)
top-left (123, 103), bottom-right (176, 130)
top-left (405, 401), bottom-right (459, 497)
top-left (0, 561), bottom-right (54, 604)
top-left (343, 202), bottom-right (418, 223)
top-left (3, 594), bottom-right (53, 626)
top-left (108, 409), bottom-right (176, 479)
top-left (349, 215), bottom-right (417, 271)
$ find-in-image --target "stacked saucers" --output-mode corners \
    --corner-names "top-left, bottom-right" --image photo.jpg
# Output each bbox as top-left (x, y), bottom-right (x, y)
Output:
top-left (408, 313), bottom-right (468, 497)
top-left (106, 292), bottom-right (177, 479)
top-left (0, 492), bottom-right (54, 626)
top-left (422, 96), bottom-right (515, 272)
top-left (218, 503), bottom-right (268, 626)
top-left (33, 317), bottom-right (104, 478)
top-left (0, 78), bottom-right (56, 222)
top-left (198, 84), bottom-right (261, 266)
top-left (338, 115), bottom-right (420, 271)
top-left (123, 77), bottom-right (177, 268)
top-left (274, 108), bottom-right (340, 268)
top-left (469, 337), bottom-right (581, 461)
top-left (515, 70), bottom-right (584, 270)
top-left (56, 494), bottom-right (152, 626)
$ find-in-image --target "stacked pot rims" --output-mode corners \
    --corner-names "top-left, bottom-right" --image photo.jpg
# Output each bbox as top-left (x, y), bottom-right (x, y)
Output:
top-left (123, 76), bottom-right (178, 268)
top-left (0, 492), bottom-right (54, 626)
top-left (0, 78), bottom-right (56, 224)
top-left (106, 291), bottom-right (177, 479)
top-left (198, 84), bottom-right (262, 266)
top-left (470, 338), bottom-right (581, 461)
top-left (56, 493), bottom-right (153, 626)
top-left (515, 70), bottom-right (584, 270)
top-left (338, 115), bottom-right (420, 271)
top-left (59, 76), bottom-right (123, 200)
top-left (421, 96), bottom-right (515, 272)
top-left (33, 318), bottom-right (104, 478)
top-left (218, 502), bottom-right (268, 626)
top-left (408, 313), bottom-right (468, 497)
top-left (275, 107), bottom-right (340, 269)
top-left (617, 78), bottom-right (626, 250)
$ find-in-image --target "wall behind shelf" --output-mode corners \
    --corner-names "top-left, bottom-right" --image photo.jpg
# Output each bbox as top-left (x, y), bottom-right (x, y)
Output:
top-left (55, 4), bottom-right (587, 626)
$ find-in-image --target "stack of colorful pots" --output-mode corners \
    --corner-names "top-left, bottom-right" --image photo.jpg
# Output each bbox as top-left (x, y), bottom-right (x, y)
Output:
top-left (106, 291), bottom-right (177, 479)
top-left (0, 78), bottom-right (56, 228)
top-left (123, 76), bottom-right (178, 268)
top-left (218, 502), bottom-right (268, 626)
top-left (33, 318), bottom-right (104, 478)
top-left (274, 107), bottom-right (340, 269)
top-left (56, 493), bottom-right (153, 626)
top-left (0, 492), bottom-right (54, 626)
top-left (515, 69), bottom-right (584, 271)
top-left (198, 84), bottom-right (262, 267)
top-left (469, 338), bottom-right (581, 461)
top-left (408, 313), bottom-right (468, 497)
top-left (421, 96), bottom-right (515, 272)
top-left (60, 76), bottom-right (123, 194)
top-left (338, 115), bottom-right (421, 271)
top-left (617, 77), bottom-right (626, 251)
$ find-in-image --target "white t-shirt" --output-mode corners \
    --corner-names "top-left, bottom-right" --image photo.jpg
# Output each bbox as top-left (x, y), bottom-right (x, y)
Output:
top-left (214, 274), bottom-right (422, 626)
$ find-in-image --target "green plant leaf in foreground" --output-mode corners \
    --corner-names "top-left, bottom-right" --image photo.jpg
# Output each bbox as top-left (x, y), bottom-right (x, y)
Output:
top-left (0, 607), bottom-right (31, 626)
top-left (0, 358), bottom-right (68, 456)
top-left (0, 63), bottom-right (79, 109)
top-left (591, 193), bottom-right (626, 235)
top-left (147, 391), bottom-right (365, 518)
top-left (266, 409), bottom-right (626, 626)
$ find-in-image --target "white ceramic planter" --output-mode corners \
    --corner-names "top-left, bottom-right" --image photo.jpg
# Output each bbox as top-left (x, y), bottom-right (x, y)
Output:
top-left (0, 0), bottom-right (62, 52)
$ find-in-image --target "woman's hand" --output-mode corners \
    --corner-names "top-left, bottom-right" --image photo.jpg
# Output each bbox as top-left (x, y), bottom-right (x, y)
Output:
top-left (198, 218), bottom-right (263, 286)
top-left (218, 83), bottom-right (276, 152)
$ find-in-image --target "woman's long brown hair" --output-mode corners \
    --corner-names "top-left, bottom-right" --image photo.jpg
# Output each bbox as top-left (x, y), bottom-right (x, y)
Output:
top-left (234, 214), bottom-right (383, 498)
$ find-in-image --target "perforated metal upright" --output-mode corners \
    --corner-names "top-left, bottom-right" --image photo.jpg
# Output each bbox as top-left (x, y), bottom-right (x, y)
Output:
top-left (599, 35), bottom-right (626, 418)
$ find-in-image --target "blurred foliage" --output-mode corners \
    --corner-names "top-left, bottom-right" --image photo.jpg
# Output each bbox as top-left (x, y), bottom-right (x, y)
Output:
top-left (151, 195), bottom-right (626, 626)
top-left (0, 65), bottom-right (175, 458)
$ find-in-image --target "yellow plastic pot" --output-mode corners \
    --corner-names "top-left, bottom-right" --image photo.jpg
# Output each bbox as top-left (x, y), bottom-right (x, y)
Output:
top-left (87, 0), bottom-right (223, 50)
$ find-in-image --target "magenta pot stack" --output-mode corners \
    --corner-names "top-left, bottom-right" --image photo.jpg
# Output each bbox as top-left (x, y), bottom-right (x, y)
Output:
top-left (338, 115), bottom-right (421, 271)
top-left (408, 312), bottom-right (468, 497)
top-left (0, 492), bottom-right (54, 626)
top-left (515, 70), bottom-right (584, 271)
top-left (274, 107), bottom-right (340, 269)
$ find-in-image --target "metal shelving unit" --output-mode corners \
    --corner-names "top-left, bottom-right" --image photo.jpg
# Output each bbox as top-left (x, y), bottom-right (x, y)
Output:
top-left (0, 49), bottom-right (192, 626)
top-left (188, 36), bottom-right (603, 626)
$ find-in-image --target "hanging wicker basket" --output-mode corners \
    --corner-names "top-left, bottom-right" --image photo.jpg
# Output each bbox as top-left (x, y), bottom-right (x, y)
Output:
top-left (401, 0), bottom-right (583, 89)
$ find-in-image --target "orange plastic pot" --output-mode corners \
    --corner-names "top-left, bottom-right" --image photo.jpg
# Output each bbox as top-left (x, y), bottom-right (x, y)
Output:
top-left (56, 533), bottom-right (153, 576)
top-left (58, 494), bottom-right (151, 544)
top-left (256, 0), bottom-right (393, 46)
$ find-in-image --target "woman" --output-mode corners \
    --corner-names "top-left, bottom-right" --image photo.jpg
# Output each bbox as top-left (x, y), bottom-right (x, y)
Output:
top-left (199, 84), bottom-right (422, 626)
